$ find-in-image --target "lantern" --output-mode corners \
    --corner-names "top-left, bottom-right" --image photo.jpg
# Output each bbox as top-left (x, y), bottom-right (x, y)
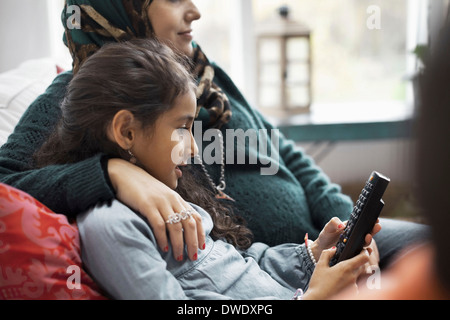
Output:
top-left (256, 6), bottom-right (312, 116)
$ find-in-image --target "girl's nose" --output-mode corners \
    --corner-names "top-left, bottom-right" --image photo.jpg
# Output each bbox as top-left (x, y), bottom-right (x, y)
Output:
top-left (190, 132), bottom-right (199, 158)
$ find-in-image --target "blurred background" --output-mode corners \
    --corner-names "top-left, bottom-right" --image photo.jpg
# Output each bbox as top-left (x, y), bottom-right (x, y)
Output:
top-left (1, 0), bottom-right (448, 221)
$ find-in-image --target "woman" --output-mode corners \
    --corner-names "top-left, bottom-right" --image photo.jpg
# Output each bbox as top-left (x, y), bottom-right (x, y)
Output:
top-left (0, 0), bottom-right (426, 264)
top-left (34, 38), bottom-right (375, 299)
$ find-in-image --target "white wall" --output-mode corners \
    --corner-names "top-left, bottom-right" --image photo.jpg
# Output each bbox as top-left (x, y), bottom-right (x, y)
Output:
top-left (0, 0), bottom-right (51, 72)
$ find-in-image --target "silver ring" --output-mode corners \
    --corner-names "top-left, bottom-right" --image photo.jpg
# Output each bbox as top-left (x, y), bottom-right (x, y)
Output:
top-left (165, 208), bottom-right (194, 225)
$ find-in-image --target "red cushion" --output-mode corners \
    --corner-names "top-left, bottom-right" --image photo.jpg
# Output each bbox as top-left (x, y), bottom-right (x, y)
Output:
top-left (0, 183), bottom-right (106, 300)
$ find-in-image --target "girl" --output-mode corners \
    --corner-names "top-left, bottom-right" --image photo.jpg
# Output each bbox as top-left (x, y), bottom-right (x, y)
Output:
top-left (1, 0), bottom-right (424, 268)
top-left (34, 39), bottom-right (373, 300)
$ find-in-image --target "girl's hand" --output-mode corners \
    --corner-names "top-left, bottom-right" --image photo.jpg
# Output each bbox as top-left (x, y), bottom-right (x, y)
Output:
top-left (303, 247), bottom-right (370, 300)
top-left (310, 217), bottom-right (382, 262)
top-left (108, 158), bottom-right (206, 261)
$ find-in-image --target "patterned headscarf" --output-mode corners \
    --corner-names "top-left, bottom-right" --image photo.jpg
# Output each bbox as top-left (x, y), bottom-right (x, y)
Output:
top-left (62, 0), bottom-right (231, 129)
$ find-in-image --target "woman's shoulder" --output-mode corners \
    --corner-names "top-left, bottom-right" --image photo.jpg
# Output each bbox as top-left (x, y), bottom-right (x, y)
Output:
top-left (22, 71), bottom-right (73, 114)
top-left (211, 63), bottom-right (243, 100)
top-left (211, 63), bottom-right (272, 130)
top-left (13, 71), bottom-right (74, 135)
top-left (43, 70), bottom-right (73, 99)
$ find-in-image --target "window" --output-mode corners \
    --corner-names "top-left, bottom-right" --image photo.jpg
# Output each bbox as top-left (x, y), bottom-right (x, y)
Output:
top-left (194, 0), bottom-right (255, 105)
top-left (47, 0), bottom-right (72, 69)
top-left (48, 0), bottom-right (429, 114)
top-left (195, 0), bottom-right (431, 115)
top-left (253, 0), bottom-right (409, 105)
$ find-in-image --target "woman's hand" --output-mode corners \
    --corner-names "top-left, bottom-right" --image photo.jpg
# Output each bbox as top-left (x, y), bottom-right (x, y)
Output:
top-left (108, 158), bottom-right (206, 261)
top-left (303, 247), bottom-right (370, 300)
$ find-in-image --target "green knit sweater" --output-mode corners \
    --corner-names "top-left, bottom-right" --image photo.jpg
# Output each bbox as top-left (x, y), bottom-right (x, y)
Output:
top-left (0, 64), bottom-right (352, 245)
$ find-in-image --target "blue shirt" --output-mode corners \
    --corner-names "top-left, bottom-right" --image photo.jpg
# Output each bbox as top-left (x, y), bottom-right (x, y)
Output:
top-left (77, 200), bottom-right (316, 300)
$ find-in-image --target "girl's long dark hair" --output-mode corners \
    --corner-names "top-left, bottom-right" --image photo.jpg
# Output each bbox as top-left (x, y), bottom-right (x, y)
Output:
top-left (34, 39), bottom-right (253, 249)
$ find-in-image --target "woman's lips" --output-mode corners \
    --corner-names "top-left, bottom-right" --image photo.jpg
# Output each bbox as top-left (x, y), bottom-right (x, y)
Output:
top-left (178, 30), bottom-right (193, 41)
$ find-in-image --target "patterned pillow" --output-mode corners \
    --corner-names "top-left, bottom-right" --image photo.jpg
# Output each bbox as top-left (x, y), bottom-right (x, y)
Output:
top-left (0, 183), bottom-right (106, 300)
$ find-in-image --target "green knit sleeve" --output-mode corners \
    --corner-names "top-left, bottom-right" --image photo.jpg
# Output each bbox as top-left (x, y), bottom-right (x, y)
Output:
top-left (0, 72), bottom-right (115, 218)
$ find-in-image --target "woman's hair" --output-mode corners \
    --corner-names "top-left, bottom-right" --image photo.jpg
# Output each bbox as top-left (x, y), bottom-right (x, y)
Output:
top-left (34, 39), bottom-right (253, 249)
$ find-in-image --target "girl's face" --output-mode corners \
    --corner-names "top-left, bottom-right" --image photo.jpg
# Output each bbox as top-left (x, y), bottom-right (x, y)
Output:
top-left (133, 89), bottom-right (199, 189)
top-left (147, 0), bottom-right (201, 57)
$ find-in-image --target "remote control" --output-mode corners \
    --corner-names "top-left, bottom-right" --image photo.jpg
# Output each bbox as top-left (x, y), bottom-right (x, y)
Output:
top-left (329, 171), bottom-right (390, 267)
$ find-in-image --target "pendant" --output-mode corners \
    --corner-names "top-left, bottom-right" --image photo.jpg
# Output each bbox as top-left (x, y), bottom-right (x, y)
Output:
top-left (215, 190), bottom-right (235, 202)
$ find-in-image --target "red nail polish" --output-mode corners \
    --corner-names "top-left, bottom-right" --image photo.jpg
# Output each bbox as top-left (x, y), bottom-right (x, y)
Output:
top-left (332, 246), bottom-right (336, 249)
top-left (202, 243), bottom-right (206, 250)
top-left (338, 224), bottom-right (345, 229)
top-left (163, 246), bottom-right (169, 253)
top-left (193, 253), bottom-right (198, 260)
top-left (177, 255), bottom-right (183, 261)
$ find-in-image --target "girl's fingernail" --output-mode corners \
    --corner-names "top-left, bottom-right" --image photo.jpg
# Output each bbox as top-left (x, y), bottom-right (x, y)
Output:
top-left (163, 246), bottom-right (169, 252)
top-left (338, 224), bottom-right (345, 229)
top-left (202, 243), bottom-right (206, 250)
top-left (332, 246), bottom-right (336, 249)
top-left (177, 255), bottom-right (183, 261)
top-left (192, 253), bottom-right (198, 261)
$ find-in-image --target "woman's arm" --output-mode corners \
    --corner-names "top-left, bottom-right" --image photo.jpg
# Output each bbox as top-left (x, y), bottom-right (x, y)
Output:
top-left (107, 158), bottom-right (205, 261)
top-left (262, 119), bottom-right (353, 229)
top-left (0, 72), bottom-right (114, 217)
top-left (212, 64), bottom-right (352, 230)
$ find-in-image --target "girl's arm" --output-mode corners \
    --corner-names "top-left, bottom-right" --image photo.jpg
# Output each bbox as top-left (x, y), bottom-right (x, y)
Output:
top-left (240, 242), bottom-right (316, 292)
top-left (77, 200), bottom-right (189, 300)
top-left (241, 217), bottom-right (378, 299)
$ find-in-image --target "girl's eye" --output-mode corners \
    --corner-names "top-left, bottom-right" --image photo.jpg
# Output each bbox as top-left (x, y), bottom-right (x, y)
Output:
top-left (177, 126), bottom-right (191, 135)
top-left (178, 121), bottom-right (194, 132)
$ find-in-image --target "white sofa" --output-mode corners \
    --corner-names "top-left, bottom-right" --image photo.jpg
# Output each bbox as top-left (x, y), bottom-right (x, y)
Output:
top-left (0, 59), bottom-right (58, 146)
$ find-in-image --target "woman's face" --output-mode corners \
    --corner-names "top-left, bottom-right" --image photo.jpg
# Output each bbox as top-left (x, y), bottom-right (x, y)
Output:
top-left (147, 0), bottom-right (201, 57)
top-left (132, 89), bottom-right (199, 189)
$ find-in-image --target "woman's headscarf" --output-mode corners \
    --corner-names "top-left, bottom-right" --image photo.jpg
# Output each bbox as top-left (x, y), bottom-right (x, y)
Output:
top-left (62, 0), bottom-right (231, 129)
